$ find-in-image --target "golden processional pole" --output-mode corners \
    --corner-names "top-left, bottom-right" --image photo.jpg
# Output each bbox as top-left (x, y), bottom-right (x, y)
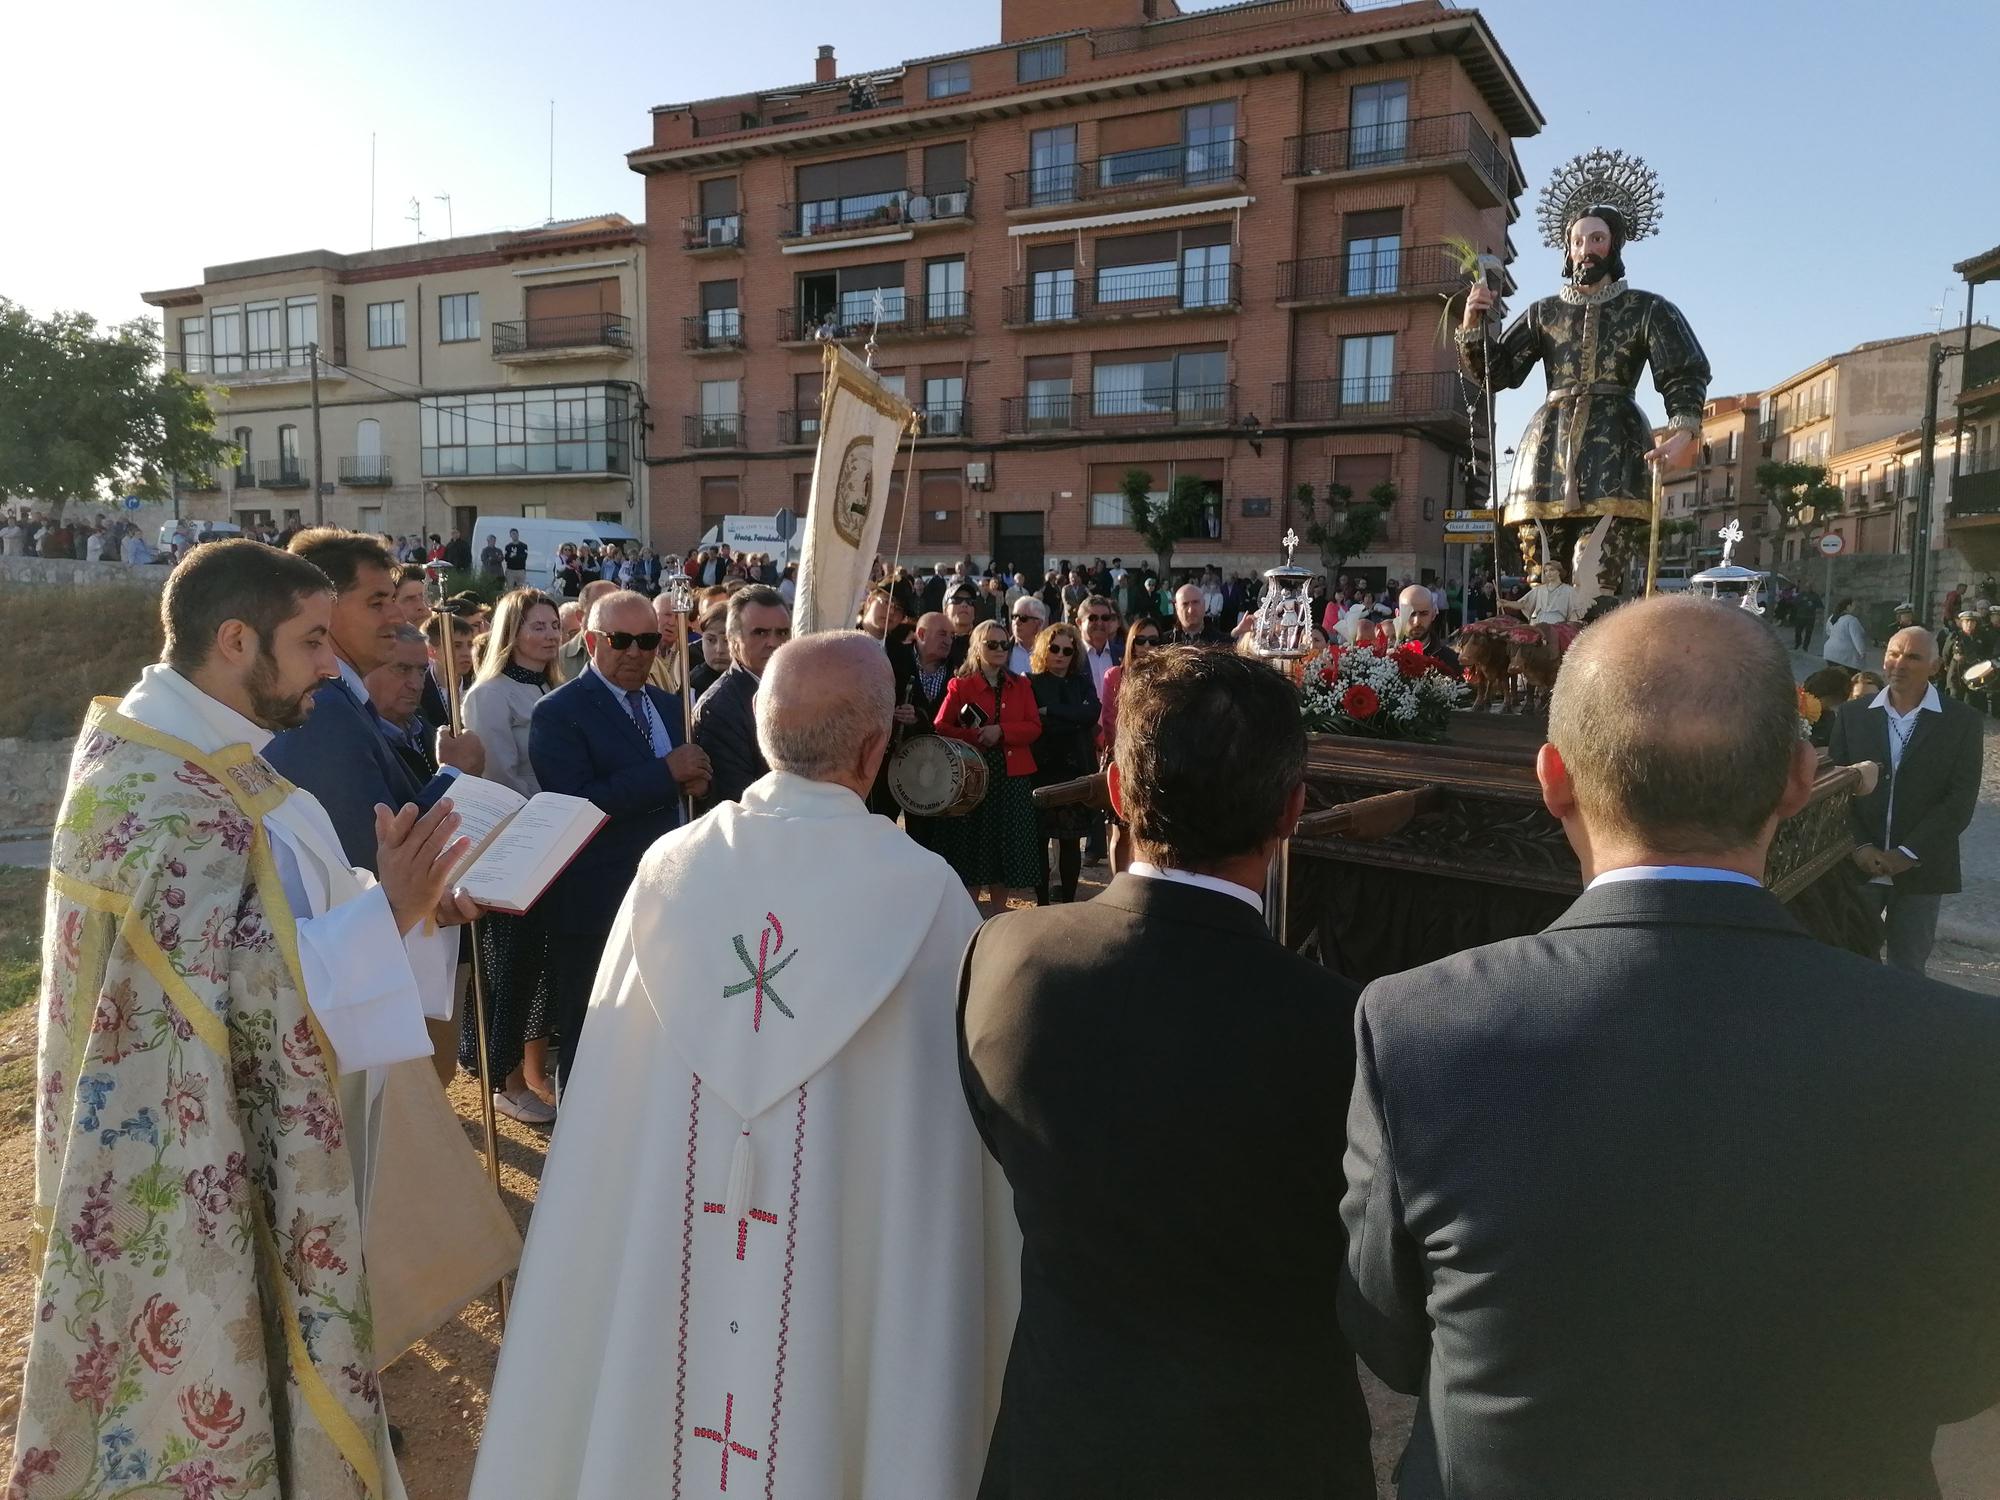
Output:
top-left (424, 566), bottom-right (509, 1329)
top-left (661, 569), bottom-right (697, 824)
top-left (1644, 457), bottom-right (1665, 598)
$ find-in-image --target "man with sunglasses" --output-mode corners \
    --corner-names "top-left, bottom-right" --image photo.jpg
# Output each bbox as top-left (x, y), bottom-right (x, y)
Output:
top-left (530, 590), bottom-right (712, 1086)
top-left (694, 583), bottom-right (793, 810)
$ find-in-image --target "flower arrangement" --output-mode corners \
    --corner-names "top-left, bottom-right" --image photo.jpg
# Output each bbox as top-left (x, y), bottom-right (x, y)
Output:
top-left (1299, 638), bottom-right (1467, 741)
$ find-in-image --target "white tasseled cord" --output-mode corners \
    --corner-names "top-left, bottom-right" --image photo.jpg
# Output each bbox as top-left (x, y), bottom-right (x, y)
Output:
top-left (722, 1120), bottom-right (754, 1224)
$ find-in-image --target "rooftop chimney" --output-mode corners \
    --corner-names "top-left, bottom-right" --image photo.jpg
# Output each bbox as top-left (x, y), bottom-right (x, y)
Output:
top-left (816, 45), bottom-right (837, 84)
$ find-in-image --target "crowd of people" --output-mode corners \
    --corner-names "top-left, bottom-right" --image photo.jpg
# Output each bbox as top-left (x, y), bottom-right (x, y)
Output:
top-left (18, 526), bottom-right (2000, 1500)
top-left (0, 505), bottom-right (162, 564)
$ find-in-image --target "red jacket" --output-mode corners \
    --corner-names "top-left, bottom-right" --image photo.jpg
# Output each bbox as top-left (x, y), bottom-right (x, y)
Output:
top-left (935, 670), bottom-right (1041, 778)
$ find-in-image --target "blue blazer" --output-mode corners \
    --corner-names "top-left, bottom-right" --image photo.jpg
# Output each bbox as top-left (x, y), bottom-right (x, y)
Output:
top-left (529, 669), bottom-right (689, 937)
top-left (266, 677), bottom-right (456, 874)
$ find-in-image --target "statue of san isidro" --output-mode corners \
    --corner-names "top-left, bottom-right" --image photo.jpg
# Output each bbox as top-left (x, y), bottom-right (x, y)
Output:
top-left (1457, 149), bottom-right (1711, 600)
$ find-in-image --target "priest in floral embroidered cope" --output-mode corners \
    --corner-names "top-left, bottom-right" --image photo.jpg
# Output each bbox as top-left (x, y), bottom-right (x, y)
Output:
top-left (472, 631), bottom-right (1019, 1500)
top-left (12, 541), bottom-right (483, 1500)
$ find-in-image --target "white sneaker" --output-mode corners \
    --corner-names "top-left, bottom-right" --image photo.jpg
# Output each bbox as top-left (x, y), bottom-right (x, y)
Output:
top-left (494, 1087), bottom-right (555, 1125)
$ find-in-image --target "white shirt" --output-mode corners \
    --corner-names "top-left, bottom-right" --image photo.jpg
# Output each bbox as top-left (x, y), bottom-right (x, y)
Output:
top-left (1085, 643), bottom-right (1116, 696)
top-left (587, 663), bottom-right (667, 755)
top-left (84, 531), bottom-right (104, 561)
top-left (1867, 683), bottom-right (1937, 877)
top-left (1128, 859), bottom-right (1264, 915)
top-left (120, 533), bottom-right (153, 565)
top-left (1587, 865), bottom-right (1763, 891)
top-left (1009, 642), bottom-right (1034, 676)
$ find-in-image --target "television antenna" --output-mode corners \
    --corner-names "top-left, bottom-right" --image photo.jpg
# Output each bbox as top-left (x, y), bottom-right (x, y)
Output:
top-left (435, 193), bottom-right (454, 240)
top-left (405, 196), bottom-right (423, 241)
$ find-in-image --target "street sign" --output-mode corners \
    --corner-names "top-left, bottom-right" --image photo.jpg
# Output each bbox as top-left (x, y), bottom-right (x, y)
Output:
top-left (1443, 531), bottom-right (1489, 545)
top-left (122, 496), bottom-right (143, 511)
top-left (772, 508), bottom-right (797, 542)
top-left (1817, 533), bottom-right (1845, 557)
top-left (1444, 508), bottom-right (1496, 522)
top-left (1443, 520), bottom-right (1493, 535)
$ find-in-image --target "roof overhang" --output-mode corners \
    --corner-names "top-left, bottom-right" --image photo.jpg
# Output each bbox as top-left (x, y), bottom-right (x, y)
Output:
top-left (628, 10), bottom-right (1542, 174)
top-left (1007, 195), bottom-right (1252, 236)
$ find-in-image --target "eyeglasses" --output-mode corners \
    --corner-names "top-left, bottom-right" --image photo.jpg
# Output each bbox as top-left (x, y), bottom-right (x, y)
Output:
top-left (1085, 612), bottom-right (1118, 623)
top-left (1012, 615), bottom-right (1040, 624)
top-left (1045, 644), bottom-right (1075, 657)
top-left (1131, 637), bottom-right (1159, 650)
top-left (982, 642), bottom-right (1010, 653)
top-left (599, 631), bottom-right (663, 652)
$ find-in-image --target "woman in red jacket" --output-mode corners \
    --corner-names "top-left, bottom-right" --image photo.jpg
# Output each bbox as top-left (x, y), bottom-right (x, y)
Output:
top-left (936, 619), bottom-right (1043, 913)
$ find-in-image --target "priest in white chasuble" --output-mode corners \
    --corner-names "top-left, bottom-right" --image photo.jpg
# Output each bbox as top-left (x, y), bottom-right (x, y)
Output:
top-left (12, 541), bottom-right (481, 1500)
top-left (472, 631), bottom-right (1019, 1500)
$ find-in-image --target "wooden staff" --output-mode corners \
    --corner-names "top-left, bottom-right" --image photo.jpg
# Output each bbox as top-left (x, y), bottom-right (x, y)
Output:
top-left (425, 567), bottom-right (509, 1329)
top-left (1644, 458), bottom-right (1664, 597)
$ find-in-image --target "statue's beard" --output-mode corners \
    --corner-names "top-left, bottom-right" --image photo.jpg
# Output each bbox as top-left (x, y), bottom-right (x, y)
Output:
top-left (1572, 255), bottom-right (1612, 287)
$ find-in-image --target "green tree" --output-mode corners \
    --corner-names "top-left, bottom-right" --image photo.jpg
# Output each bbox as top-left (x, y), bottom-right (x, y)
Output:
top-left (1122, 468), bottom-right (1211, 579)
top-left (1295, 480), bottom-right (1396, 578)
top-left (0, 299), bottom-right (234, 509)
top-left (1755, 459), bottom-right (1843, 563)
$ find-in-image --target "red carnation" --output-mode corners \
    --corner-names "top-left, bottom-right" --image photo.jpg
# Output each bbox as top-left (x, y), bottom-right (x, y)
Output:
top-left (1392, 645), bottom-right (1430, 680)
top-left (1342, 684), bottom-right (1380, 720)
top-left (1317, 664), bottom-right (1340, 686)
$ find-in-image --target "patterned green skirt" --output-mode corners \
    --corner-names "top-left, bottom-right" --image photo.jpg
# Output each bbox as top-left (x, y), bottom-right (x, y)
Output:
top-left (939, 748), bottom-right (1043, 890)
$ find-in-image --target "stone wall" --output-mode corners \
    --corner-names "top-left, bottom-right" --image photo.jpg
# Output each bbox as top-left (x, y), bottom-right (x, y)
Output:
top-left (0, 737), bottom-right (73, 835)
top-left (0, 555), bottom-right (168, 590)
top-left (1790, 545), bottom-right (1981, 640)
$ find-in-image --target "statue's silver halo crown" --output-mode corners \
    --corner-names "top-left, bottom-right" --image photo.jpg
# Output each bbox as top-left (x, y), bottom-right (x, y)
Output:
top-left (1536, 148), bottom-right (1664, 251)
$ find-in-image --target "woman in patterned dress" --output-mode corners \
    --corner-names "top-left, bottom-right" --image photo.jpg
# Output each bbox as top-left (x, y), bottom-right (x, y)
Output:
top-left (935, 619), bottom-right (1042, 913)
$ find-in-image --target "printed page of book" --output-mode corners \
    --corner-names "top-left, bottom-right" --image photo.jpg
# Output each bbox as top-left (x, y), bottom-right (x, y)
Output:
top-left (438, 774), bottom-right (529, 882)
top-left (456, 793), bottom-right (605, 913)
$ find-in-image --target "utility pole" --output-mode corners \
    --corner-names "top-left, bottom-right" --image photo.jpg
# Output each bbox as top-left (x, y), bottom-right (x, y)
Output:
top-left (1911, 340), bottom-right (1948, 617)
top-left (309, 342), bottom-right (325, 525)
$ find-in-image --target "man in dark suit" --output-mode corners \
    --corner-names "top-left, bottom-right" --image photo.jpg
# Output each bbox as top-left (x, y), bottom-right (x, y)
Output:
top-left (1830, 623), bottom-right (1986, 974)
top-left (692, 584), bottom-right (790, 807)
top-left (266, 530), bottom-right (483, 872)
top-left (1160, 581), bottom-right (1228, 647)
top-left (1341, 595), bottom-right (2000, 1500)
top-left (530, 589), bottom-right (711, 1084)
top-left (960, 648), bottom-right (1375, 1499)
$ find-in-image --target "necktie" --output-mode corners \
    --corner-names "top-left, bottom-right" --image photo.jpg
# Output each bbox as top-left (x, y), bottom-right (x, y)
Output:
top-left (624, 690), bottom-right (656, 752)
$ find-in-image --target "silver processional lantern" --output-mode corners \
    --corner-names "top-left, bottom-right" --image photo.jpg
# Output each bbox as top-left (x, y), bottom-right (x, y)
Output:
top-left (1251, 528), bottom-right (1319, 661)
top-left (1690, 520), bottom-right (1766, 615)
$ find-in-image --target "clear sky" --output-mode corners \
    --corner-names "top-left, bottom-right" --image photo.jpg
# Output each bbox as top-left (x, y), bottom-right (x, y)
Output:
top-left (6, 0), bottom-right (1995, 456)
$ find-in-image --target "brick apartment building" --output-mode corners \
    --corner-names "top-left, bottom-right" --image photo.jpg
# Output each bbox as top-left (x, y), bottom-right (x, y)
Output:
top-left (1658, 393), bottom-right (1772, 570)
top-left (630, 0), bottom-right (1541, 583)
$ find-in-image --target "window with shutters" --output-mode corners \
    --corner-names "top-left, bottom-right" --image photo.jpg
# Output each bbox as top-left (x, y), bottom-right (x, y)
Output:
top-left (179, 317), bottom-right (207, 374)
top-left (1027, 126), bottom-right (1077, 206)
top-left (1350, 82), bottom-right (1409, 166)
top-left (1339, 335), bottom-right (1396, 406)
top-left (919, 470), bottom-right (962, 544)
top-left (1335, 453), bottom-right (1395, 500)
top-left (1342, 209), bottom-right (1403, 296)
top-left (698, 178), bottom-right (742, 243)
top-left (285, 297), bottom-right (319, 364)
top-left (923, 374), bottom-right (965, 436)
top-left (1025, 354), bottom-right (1073, 430)
top-left (1091, 348), bottom-right (1225, 420)
top-left (922, 142), bottom-right (968, 199)
top-left (925, 257), bottom-right (966, 324)
top-left (1094, 224), bottom-right (1233, 309)
top-left (1017, 41), bottom-right (1065, 84)
top-left (1096, 108), bottom-right (1181, 190)
top-left (927, 61), bottom-right (970, 99)
top-left (1027, 242), bottom-right (1076, 323)
top-left (699, 279), bottom-right (741, 342)
top-left (793, 152), bottom-right (908, 235)
top-left (701, 477), bottom-right (740, 538)
top-left (796, 262), bottom-right (906, 333)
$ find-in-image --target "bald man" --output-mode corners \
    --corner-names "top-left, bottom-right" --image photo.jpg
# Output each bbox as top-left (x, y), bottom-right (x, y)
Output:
top-left (476, 632), bottom-right (1017, 1500)
top-left (1395, 582), bottom-right (1459, 671)
top-left (1830, 624), bottom-right (1986, 973)
top-left (1163, 582), bottom-right (1227, 647)
top-left (1342, 596), bottom-right (2000, 1499)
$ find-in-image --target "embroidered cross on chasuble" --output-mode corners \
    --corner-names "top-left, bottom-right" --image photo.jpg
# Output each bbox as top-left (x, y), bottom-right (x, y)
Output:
top-left (468, 772), bottom-right (1017, 1500)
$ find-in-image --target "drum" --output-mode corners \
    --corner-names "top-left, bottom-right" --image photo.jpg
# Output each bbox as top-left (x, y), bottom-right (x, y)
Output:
top-left (888, 736), bottom-right (988, 817)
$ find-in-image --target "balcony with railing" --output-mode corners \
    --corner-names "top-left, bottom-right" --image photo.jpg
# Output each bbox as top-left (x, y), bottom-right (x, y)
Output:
top-left (1961, 339), bottom-right (2000, 398)
top-left (777, 410), bottom-right (820, 446)
top-left (258, 459), bottom-right (309, 490)
top-left (776, 290), bottom-right (974, 345)
top-left (339, 456), bottom-right (392, 487)
top-left (1001, 384), bottom-right (1236, 437)
top-left (1952, 468), bottom-right (2000, 521)
top-left (1282, 113), bottom-right (1507, 206)
top-left (778, 182), bottom-right (973, 242)
top-left (1276, 243), bottom-right (1465, 306)
top-left (685, 413), bottom-right (746, 449)
top-left (1003, 264), bottom-right (1241, 327)
top-left (683, 311), bottom-right (746, 353)
top-left (1271, 370), bottom-right (1463, 427)
top-left (492, 314), bottom-right (633, 359)
top-left (681, 213), bottom-right (744, 251)
top-left (917, 403), bottom-right (970, 440)
top-left (177, 470), bottom-right (221, 493)
top-left (1004, 140), bottom-right (1248, 213)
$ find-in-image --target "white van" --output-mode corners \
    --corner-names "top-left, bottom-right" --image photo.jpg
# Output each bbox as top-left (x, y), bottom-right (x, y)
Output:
top-left (472, 516), bottom-right (641, 589)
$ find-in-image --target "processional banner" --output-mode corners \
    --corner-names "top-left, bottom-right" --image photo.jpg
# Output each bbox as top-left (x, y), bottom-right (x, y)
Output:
top-left (793, 341), bottom-right (916, 635)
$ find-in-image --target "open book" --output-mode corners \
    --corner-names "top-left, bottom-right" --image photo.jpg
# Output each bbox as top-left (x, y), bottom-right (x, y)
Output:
top-left (438, 775), bottom-right (607, 916)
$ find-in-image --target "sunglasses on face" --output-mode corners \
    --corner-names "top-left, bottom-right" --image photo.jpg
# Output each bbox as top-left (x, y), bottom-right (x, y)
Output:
top-left (1131, 637), bottom-right (1158, 649)
top-left (982, 641), bottom-right (1010, 653)
top-left (1045, 644), bottom-right (1075, 657)
top-left (599, 631), bottom-right (663, 652)
top-left (1086, 613), bottom-right (1117, 623)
